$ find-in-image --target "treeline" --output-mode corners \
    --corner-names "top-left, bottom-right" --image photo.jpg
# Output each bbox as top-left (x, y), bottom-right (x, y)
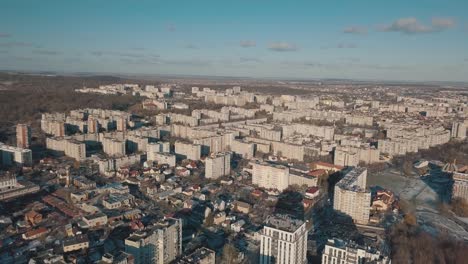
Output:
top-left (0, 73), bottom-right (146, 137)
top-left (389, 220), bottom-right (467, 263)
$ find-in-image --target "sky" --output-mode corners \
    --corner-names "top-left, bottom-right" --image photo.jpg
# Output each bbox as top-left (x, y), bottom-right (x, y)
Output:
top-left (1, 0), bottom-right (468, 82)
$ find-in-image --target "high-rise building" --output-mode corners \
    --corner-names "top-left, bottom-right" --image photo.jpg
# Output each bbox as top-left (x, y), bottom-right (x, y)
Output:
top-left (322, 239), bottom-right (391, 264)
top-left (259, 214), bottom-right (308, 264)
top-left (252, 161), bottom-right (289, 191)
top-left (16, 124), bottom-right (31, 149)
top-left (452, 122), bottom-right (467, 139)
top-left (125, 218), bottom-right (182, 264)
top-left (333, 167), bottom-right (371, 224)
top-left (205, 152), bottom-right (231, 179)
top-left (87, 116), bottom-right (99, 134)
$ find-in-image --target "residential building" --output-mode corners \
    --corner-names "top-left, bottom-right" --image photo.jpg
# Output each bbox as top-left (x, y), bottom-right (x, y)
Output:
top-left (333, 167), bottom-right (371, 224)
top-left (252, 161), bottom-right (289, 191)
top-left (205, 152), bottom-right (231, 179)
top-left (322, 239), bottom-right (391, 264)
top-left (125, 218), bottom-right (182, 264)
top-left (16, 123), bottom-right (31, 148)
top-left (259, 214), bottom-right (308, 264)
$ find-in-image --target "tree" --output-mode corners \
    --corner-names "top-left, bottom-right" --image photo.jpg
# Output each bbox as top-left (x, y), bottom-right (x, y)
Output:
top-left (220, 243), bottom-right (241, 264)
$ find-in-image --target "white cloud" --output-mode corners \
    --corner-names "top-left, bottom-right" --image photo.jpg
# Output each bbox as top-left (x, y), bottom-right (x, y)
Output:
top-left (239, 40), bottom-right (256, 48)
top-left (268, 42), bottom-right (298, 52)
top-left (185, 44), bottom-right (198, 49)
top-left (343, 26), bottom-right (367, 35)
top-left (379, 17), bottom-right (456, 34)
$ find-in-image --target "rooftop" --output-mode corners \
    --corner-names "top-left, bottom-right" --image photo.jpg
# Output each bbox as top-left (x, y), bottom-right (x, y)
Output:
top-left (264, 214), bottom-right (304, 233)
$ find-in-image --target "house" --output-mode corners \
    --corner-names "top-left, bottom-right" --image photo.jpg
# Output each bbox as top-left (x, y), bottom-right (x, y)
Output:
top-left (83, 212), bottom-right (108, 228)
top-left (214, 199), bottom-right (226, 211)
top-left (63, 234), bottom-right (89, 253)
top-left (214, 212), bottom-right (226, 225)
top-left (231, 220), bottom-right (246, 232)
top-left (102, 193), bottom-right (134, 209)
top-left (372, 190), bottom-right (395, 212)
top-left (234, 201), bottom-right (251, 214)
top-left (251, 189), bottom-right (263, 198)
top-left (22, 227), bottom-right (49, 240)
top-left (24, 211), bottom-right (42, 226)
top-left (305, 187), bottom-right (320, 199)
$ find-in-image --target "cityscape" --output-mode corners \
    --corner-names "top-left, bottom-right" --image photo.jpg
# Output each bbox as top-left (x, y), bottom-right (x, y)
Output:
top-left (1, 1), bottom-right (468, 264)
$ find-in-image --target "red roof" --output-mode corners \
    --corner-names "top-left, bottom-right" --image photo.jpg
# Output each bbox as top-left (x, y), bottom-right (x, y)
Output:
top-left (308, 169), bottom-right (326, 177)
top-left (311, 161), bottom-right (344, 170)
top-left (24, 227), bottom-right (48, 238)
top-left (306, 187), bottom-right (320, 194)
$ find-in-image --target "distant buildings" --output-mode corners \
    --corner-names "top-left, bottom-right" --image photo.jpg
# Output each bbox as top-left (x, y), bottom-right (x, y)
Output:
top-left (322, 238), bottom-right (391, 264)
top-left (205, 152), bottom-right (231, 179)
top-left (16, 123), bottom-right (31, 148)
top-left (259, 214), bottom-right (308, 264)
top-left (125, 218), bottom-right (182, 264)
top-left (333, 167), bottom-right (371, 224)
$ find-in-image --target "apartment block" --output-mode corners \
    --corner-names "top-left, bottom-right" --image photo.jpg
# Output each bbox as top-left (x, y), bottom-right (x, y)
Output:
top-left (322, 239), bottom-right (391, 264)
top-left (333, 167), bottom-right (371, 224)
top-left (175, 142), bottom-right (201, 161)
top-left (125, 218), bottom-right (182, 264)
top-left (452, 122), bottom-right (467, 139)
top-left (259, 215), bottom-right (308, 264)
top-left (16, 124), bottom-right (31, 149)
top-left (252, 161), bottom-right (290, 191)
top-left (0, 143), bottom-right (33, 166)
top-left (149, 152), bottom-right (176, 167)
top-left (205, 152), bottom-right (231, 179)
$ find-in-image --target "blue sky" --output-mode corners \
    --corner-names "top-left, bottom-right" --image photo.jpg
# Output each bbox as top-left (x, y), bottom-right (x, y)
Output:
top-left (1, 0), bottom-right (467, 81)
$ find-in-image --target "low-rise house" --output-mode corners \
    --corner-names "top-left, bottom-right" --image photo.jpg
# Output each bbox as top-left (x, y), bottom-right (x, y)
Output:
top-left (234, 201), bottom-right (251, 214)
top-left (231, 219), bottom-right (246, 232)
top-left (63, 234), bottom-right (89, 253)
top-left (83, 212), bottom-right (108, 228)
top-left (25, 211), bottom-right (42, 226)
top-left (23, 227), bottom-right (49, 240)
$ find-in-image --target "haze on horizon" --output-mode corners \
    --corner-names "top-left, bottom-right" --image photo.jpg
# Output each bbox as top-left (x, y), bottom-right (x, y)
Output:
top-left (1, 0), bottom-right (467, 82)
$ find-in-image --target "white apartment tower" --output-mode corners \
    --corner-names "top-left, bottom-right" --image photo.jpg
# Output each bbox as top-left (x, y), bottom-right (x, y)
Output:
top-left (205, 152), bottom-right (231, 179)
top-left (333, 167), bottom-right (371, 224)
top-left (252, 161), bottom-right (289, 191)
top-left (259, 215), bottom-right (308, 264)
top-left (125, 218), bottom-right (182, 264)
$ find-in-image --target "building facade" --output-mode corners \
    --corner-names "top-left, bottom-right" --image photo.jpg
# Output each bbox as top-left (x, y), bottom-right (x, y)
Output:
top-left (259, 215), bottom-right (308, 264)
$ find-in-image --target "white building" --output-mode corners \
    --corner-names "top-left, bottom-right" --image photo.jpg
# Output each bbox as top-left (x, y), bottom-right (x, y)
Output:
top-left (322, 239), bottom-right (391, 264)
top-left (252, 161), bottom-right (289, 191)
top-left (0, 143), bottom-right (33, 166)
top-left (205, 152), bottom-right (231, 179)
top-left (333, 167), bottom-right (371, 224)
top-left (452, 122), bottom-right (467, 139)
top-left (259, 215), bottom-right (308, 264)
top-left (125, 218), bottom-right (182, 264)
